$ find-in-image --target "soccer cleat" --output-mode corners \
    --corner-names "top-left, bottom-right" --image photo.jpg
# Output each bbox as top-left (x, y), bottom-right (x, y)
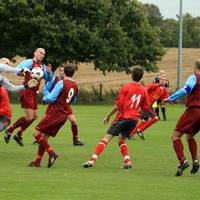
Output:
top-left (136, 129), bottom-right (145, 140)
top-left (32, 140), bottom-right (38, 145)
top-left (190, 160), bottom-right (200, 174)
top-left (28, 161), bottom-right (41, 168)
top-left (128, 136), bottom-right (135, 141)
top-left (122, 161), bottom-right (132, 169)
top-left (4, 130), bottom-right (11, 144)
top-left (73, 140), bottom-right (84, 146)
top-left (48, 153), bottom-right (59, 168)
top-left (175, 161), bottom-right (189, 176)
top-left (13, 135), bottom-right (24, 146)
top-left (82, 160), bottom-right (95, 168)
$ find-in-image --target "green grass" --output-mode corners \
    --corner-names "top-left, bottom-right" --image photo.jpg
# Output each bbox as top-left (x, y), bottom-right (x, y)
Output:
top-left (0, 104), bottom-right (200, 200)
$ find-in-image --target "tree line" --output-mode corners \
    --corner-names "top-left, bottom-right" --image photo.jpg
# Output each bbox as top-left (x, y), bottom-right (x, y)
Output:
top-left (143, 3), bottom-right (200, 48)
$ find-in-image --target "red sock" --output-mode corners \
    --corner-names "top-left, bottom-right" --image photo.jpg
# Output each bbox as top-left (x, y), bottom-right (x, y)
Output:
top-left (90, 139), bottom-right (107, 162)
top-left (129, 121), bottom-right (146, 137)
top-left (35, 144), bottom-right (45, 164)
top-left (7, 117), bottom-right (27, 134)
top-left (35, 134), bottom-right (54, 156)
top-left (139, 118), bottom-right (158, 133)
top-left (119, 141), bottom-right (131, 164)
top-left (187, 138), bottom-right (198, 162)
top-left (71, 124), bottom-right (78, 143)
top-left (173, 139), bottom-right (186, 165)
top-left (17, 120), bottom-right (34, 137)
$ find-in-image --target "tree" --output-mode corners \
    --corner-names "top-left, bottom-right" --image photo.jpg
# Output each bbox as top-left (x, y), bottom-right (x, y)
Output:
top-left (0, 0), bottom-right (164, 72)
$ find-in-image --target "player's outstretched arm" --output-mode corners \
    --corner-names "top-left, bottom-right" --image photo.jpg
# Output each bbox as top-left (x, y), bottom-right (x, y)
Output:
top-left (43, 77), bottom-right (55, 97)
top-left (168, 74), bottom-right (196, 102)
top-left (0, 75), bottom-right (25, 92)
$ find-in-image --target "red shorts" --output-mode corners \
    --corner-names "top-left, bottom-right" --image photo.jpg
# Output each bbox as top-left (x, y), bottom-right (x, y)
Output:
top-left (175, 107), bottom-right (200, 134)
top-left (35, 111), bottom-right (68, 137)
top-left (20, 90), bottom-right (38, 110)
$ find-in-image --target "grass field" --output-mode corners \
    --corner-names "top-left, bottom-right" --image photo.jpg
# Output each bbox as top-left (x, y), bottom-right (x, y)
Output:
top-left (0, 104), bottom-right (200, 200)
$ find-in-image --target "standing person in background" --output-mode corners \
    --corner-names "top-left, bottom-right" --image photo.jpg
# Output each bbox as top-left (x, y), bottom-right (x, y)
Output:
top-left (5, 48), bottom-right (53, 146)
top-left (153, 70), bottom-right (169, 120)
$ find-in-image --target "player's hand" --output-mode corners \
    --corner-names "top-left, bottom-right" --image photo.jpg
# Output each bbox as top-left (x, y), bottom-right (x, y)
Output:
top-left (26, 79), bottom-right (38, 88)
top-left (46, 63), bottom-right (52, 73)
top-left (19, 67), bottom-right (30, 74)
top-left (103, 116), bottom-right (110, 124)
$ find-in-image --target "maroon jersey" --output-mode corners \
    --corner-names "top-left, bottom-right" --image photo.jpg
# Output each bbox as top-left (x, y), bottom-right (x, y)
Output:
top-left (146, 83), bottom-right (169, 105)
top-left (0, 87), bottom-right (11, 119)
top-left (47, 79), bottom-right (78, 116)
top-left (186, 74), bottom-right (200, 107)
top-left (23, 60), bottom-right (43, 93)
top-left (115, 82), bottom-right (150, 120)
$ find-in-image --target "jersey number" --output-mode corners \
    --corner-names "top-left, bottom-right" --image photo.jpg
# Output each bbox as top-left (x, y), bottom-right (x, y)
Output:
top-left (66, 88), bottom-right (74, 103)
top-left (130, 94), bottom-right (141, 108)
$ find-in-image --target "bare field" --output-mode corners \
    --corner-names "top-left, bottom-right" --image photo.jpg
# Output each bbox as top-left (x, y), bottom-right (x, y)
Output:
top-left (5, 48), bottom-right (200, 92)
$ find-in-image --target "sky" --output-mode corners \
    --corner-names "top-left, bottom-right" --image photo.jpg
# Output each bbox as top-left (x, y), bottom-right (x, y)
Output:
top-left (139, 0), bottom-right (200, 19)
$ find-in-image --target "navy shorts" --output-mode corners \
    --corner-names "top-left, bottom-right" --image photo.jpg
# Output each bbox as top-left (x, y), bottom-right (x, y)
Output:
top-left (107, 119), bottom-right (138, 137)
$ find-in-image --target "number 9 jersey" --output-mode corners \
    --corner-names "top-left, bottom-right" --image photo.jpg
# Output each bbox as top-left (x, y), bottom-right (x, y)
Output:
top-left (115, 82), bottom-right (150, 121)
top-left (46, 79), bottom-right (78, 116)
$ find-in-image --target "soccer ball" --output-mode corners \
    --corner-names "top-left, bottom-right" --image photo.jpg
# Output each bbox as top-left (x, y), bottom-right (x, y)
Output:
top-left (31, 67), bottom-right (44, 80)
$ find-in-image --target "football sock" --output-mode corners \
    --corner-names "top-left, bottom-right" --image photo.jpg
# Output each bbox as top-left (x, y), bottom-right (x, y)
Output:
top-left (129, 121), bottom-right (146, 137)
top-left (17, 119), bottom-right (34, 137)
top-left (7, 117), bottom-right (27, 134)
top-left (71, 124), bottom-right (78, 143)
top-left (173, 139), bottom-right (186, 165)
top-left (161, 107), bottom-right (166, 120)
top-left (119, 141), bottom-right (131, 164)
top-left (187, 138), bottom-right (198, 162)
top-left (35, 144), bottom-right (45, 164)
top-left (90, 139), bottom-right (107, 162)
top-left (35, 134), bottom-right (54, 156)
top-left (139, 118), bottom-right (158, 133)
top-left (155, 107), bottom-right (160, 119)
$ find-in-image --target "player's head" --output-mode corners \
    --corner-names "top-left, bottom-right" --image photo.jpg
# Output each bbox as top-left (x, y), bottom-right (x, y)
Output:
top-left (160, 76), bottom-right (167, 86)
top-left (194, 59), bottom-right (200, 72)
top-left (63, 63), bottom-right (76, 77)
top-left (0, 57), bottom-right (10, 65)
top-left (131, 67), bottom-right (144, 82)
top-left (159, 70), bottom-right (166, 77)
top-left (33, 48), bottom-right (45, 62)
top-left (58, 65), bottom-right (65, 79)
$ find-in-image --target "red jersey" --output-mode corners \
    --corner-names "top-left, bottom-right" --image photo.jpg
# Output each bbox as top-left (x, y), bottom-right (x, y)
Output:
top-left (186, 74), bottom-right (200, 107)
top-left (47, 79), bottom-right (78, 116)
top-left (115, 82), bottom-right (150, 120)
top-left (146, 83), bottom-right (169, 105)
top-left (23, 60), bottom-right (43, 93)
top-left (0, 87), bottom-right (11, 119)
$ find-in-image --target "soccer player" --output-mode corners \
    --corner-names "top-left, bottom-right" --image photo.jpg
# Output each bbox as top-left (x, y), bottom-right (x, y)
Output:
top-left (83, 67), bottom-right (150, 169)
top-left (5, 48), bottom-right (53, 146)
top-left (0, 58), bottom-right (37, 133)
top-left (42, 66), bottom-right (84, 146)
top-left (129, 76), bottom-right (169, 140)
top-left (153, 70), bottom-right (169, 120)
top-left (167, 59), bottom-right (200, 176)
top-left (28, 63), bottom-right (78, 168)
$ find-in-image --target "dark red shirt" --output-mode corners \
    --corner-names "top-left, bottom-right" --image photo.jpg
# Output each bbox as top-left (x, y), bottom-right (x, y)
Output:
top-left (186, 74), bottom-right (200, 107)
